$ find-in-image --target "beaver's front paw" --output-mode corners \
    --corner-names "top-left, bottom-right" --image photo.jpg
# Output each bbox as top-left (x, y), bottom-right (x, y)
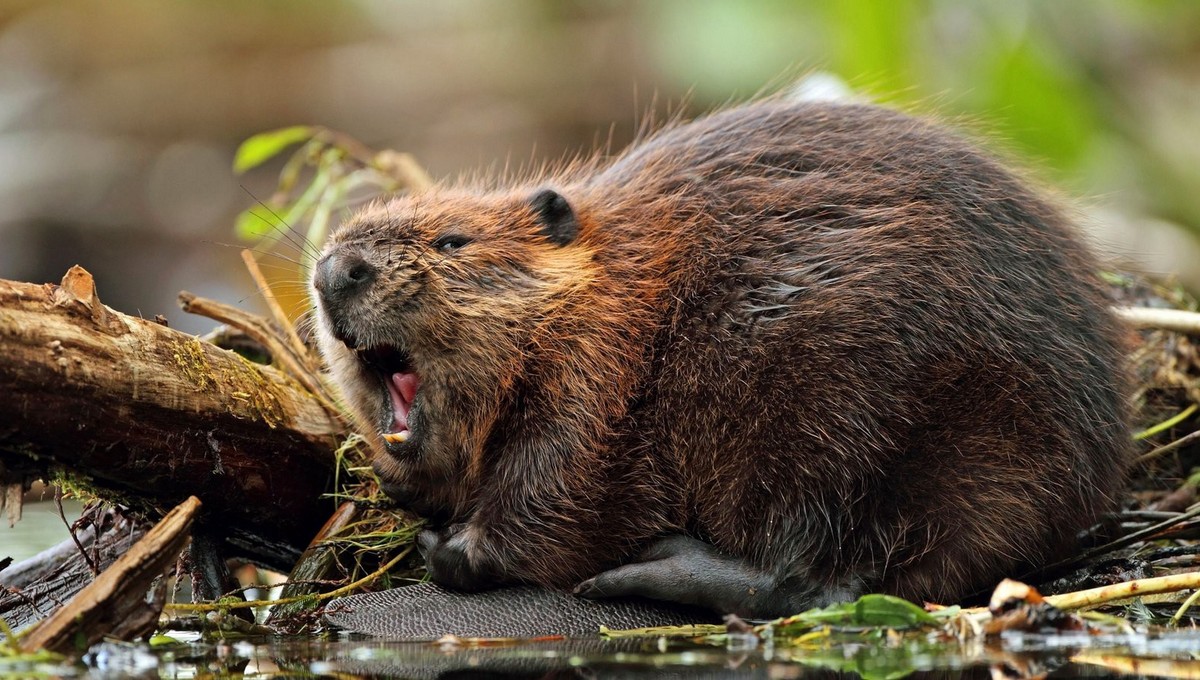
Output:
top-left (417, 526), bottom-right (498, 592)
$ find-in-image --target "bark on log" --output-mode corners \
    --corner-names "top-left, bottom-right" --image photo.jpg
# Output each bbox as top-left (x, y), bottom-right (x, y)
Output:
top-left (0, 267), bottom-right (343, 570)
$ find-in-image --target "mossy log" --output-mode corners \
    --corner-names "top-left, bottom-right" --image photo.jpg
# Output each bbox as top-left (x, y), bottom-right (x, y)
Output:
top-left (0, 266), bottom-right (342, 570)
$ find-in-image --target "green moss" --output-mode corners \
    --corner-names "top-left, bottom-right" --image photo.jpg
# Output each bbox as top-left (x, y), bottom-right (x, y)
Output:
top-left (223, 352), bottom-right (287, 427)
top-left (49, 469), bottom-right (125, 507)
top-left (170, 338), bottom-right (215, 391)
top-left (172, 337), bottom-right (293, 427)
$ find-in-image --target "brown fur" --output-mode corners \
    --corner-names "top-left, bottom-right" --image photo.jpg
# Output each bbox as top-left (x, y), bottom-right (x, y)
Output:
top-left (313, 98), bottom-right (1130, 608)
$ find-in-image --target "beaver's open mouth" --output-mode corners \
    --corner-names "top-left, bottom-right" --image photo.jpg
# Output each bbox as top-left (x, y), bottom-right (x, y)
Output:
top-left (354, 345), bottom-right (421, 444)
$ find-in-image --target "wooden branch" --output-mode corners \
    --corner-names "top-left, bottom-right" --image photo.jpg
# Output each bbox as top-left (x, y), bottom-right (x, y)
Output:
top-left (1044, 571), bottom-right (1200, 611)
top-left (239, 249), bottom-right (312, 367)
top-left (0, 266), bottom-right (343, 569)
top-left (177, 290), bottom-right (344, 422)
top-left (1, 477), bottom-right (20, 526)
top-left (961, 571), bottom-right (1200, 617)
top-left (266, 500), bottom-right (359, 627)
top-left (20, 496), bottom-right (200, 654)
top-left (1116, 306), bottom-right (1200, 335)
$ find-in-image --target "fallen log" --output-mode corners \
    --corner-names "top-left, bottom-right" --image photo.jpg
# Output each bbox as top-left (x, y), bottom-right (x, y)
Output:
top-left (0, 266), bottom-right (342, 570)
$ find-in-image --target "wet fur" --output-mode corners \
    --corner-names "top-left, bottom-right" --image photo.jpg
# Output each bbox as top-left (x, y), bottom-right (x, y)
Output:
top-left (314, 99), bottom-right (1130, 612)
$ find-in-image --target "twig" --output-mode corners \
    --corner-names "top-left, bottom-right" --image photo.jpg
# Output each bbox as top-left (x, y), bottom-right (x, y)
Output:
top-left (162, 545), bottom-right (412, 614)
top-left (1, 484), bottom-right (21, 527)
top-left (156, 614), bottom-right (274, 636)
top-left (1118, 510), bottom-right (1185, 522)
top-left (962, 571), bottom-right (1200, 616)
top-left (1036, 503), bottom-right (1200, 576)
top-left (1096, 504), bottom-right (1200, 552)
top-left (314, 129), bottom-right (433, 191)
top-left (1045, 571), bottom-right (1200, 611)
top-left (1117, 306), bottom-right (1200, 335)
top-left (1170, 588), bottom-right (1200, 626)
top-left (54, 488), bottom-right (98, 577)
top-left (1143, 545), bottom-right (1200, 561)
top-left (373, 150), bottom-right (433, 191)
top-left (1134, 403), bottom-right (1198, 441)
top-left (600, 623), bottom-right (726, 638)
top-left (1136, 429), bottom-right (1200, 466)
top-left (20, 497), bottom-right (201, 654)
top-left (239, 249), bottom-right (311, 365)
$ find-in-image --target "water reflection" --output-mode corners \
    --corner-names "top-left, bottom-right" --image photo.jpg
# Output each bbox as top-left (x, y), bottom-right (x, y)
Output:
top-left (62, 628), bottom-right (1200, 679)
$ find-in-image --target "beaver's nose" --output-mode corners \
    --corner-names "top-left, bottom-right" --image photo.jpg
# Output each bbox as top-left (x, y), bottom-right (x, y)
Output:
top-left (313, 249), bottom-right (377, 304)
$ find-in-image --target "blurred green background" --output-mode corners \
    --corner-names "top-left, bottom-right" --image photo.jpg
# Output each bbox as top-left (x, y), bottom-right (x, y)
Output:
top-left (0, 0), bottom-right (1199, 333)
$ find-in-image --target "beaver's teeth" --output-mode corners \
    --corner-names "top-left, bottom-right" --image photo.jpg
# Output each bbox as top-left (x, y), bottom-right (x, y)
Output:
top-left (382, 431), bottom-right (410, 444)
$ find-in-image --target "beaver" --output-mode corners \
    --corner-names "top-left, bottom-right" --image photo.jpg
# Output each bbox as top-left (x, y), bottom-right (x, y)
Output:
top-left (310, 98), bottom-right (1130, 617)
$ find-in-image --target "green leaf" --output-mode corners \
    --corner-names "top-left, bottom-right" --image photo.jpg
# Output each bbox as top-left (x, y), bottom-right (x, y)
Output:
top-left (234, 164), bottom-right (331, 245)
top-left (235, 206), bottom-right (282, 241)
top-left (792, 594), bottom-right (937, 630)
top-left (234, 126), bottom-right (317, 174)
top-left (278, 138), bottom-right (322, 194)
top-left (277, 166), bottom-right (332, 244)
top-left (306, 178), bottom-right (345, 252)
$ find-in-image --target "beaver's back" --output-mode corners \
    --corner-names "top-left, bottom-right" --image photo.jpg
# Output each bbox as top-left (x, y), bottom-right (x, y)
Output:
top-left (573, 101), bottom-right (1129, 602)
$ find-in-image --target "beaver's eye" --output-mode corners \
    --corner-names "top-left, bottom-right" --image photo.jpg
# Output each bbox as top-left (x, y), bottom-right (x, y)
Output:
top-left (432, 234), bottom-right (471, 252)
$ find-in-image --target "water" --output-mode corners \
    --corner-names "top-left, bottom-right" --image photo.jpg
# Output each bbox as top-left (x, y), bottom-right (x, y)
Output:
top-left (0, 498), bottom-right (83, 564)
top-left (3, 626), bottom-right (1199, 678)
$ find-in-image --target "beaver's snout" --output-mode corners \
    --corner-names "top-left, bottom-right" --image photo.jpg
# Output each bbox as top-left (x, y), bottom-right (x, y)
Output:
top-left (314, 248), bottom-right (376, 308)
top-left (314, 247), bottom-right (377, 348)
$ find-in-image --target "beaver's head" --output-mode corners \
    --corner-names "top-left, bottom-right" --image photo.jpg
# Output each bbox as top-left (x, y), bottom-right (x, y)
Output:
top-left (311, 187), bottom-right (589, 517)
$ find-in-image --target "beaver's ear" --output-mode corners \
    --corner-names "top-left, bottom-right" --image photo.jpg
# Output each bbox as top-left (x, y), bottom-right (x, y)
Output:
top-left (528, 188), bottom-right (578, 246)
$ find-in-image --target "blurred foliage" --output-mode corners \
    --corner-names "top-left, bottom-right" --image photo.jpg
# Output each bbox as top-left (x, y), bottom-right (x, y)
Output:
top-left (231, 0), bottom-right (1200, 296)
top-left (6, 0), bottom-right (1196, 323)
top-left (234, 126), bottom-right (430, 259)
top-left (645, 0), bottom-right (1200, 231)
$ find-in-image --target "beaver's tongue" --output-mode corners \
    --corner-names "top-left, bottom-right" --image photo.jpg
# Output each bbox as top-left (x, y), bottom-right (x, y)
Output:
top-left (386, 371), bottom-right (419, 434)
